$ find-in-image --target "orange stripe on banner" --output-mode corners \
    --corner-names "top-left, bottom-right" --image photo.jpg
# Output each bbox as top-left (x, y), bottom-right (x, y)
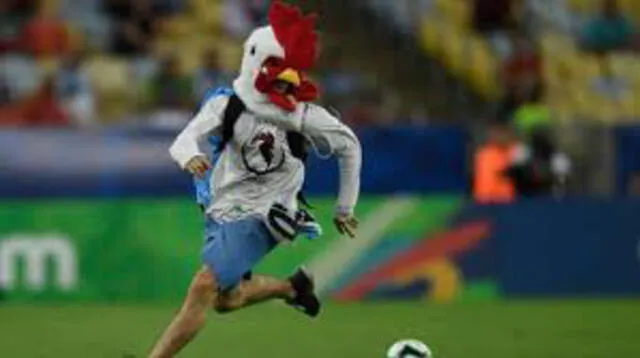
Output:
top-left (334, 220), bottom-right (491, 301)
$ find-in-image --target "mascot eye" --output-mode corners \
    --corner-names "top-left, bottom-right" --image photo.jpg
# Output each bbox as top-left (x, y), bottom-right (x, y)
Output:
top-left (250, 45), bottom-right (257, 56)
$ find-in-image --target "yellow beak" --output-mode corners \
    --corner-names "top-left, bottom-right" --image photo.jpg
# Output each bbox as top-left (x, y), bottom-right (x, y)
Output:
top-left (276, 68), bottom-right (301, 87)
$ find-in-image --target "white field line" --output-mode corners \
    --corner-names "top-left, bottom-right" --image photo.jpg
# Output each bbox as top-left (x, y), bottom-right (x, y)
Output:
top-left (305, 197), bottom-right (419, 295)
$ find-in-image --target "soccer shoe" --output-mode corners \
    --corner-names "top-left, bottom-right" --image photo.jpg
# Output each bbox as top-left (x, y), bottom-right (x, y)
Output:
top-left (286, 268), bottom-right (321, 318)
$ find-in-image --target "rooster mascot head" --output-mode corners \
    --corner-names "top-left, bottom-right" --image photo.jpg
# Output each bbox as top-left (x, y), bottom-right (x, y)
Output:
top-left (233, 0), bottom-right (320, 117)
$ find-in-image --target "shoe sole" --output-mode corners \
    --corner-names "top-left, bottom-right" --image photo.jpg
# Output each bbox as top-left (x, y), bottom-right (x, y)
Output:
top-left (292, 266), bottom-right (321, 318)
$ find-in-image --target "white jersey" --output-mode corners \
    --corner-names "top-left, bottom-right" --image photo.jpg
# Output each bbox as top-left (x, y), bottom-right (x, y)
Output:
top-left (169, 95), bottom-right (362, 223)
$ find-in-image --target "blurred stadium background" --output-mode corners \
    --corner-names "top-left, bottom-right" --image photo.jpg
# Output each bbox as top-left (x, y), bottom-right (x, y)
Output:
top-left (1, 0), bottom-right (640, 357)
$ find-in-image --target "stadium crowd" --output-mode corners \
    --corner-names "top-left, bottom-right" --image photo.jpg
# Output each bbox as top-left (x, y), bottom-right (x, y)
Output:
top-left (0, 0), bottom-right (638, 133)
top-left (475, 0), bottom-right (638, 124)
top-left (0, 0), bottom-right (638, 201)
top-left (365, 0), bottom-right (638, 201)
top-left (467, 0), bottom-right (638, 202)
top-left (0, 0), bottom-right (380, 129)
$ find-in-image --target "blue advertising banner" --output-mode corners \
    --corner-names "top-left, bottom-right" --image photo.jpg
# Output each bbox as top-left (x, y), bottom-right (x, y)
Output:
top-left (0, 127), bottom-right (468, 198)
top-left (455, 199), bottom-right (640, 297)
top-left (306, 126), bottom-right (469, 195)
top-left (616, 125), bottom-right (640, 195)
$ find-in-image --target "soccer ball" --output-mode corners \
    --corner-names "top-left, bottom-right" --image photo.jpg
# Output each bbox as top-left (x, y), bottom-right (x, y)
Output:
top-left (386, 339), bottom-right (433, 358)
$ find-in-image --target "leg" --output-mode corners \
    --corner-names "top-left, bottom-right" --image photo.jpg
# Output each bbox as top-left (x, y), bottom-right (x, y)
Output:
top-left (214, 274), bottom-right (294, 313)
top-left (201, 217), bottom-right (287, 313)
top-left (216, 268), bottom-right (321, 317)
top-left (200, 217), bottom-right (321, 313)
top-left (148, 266), bottom-right (217, 358)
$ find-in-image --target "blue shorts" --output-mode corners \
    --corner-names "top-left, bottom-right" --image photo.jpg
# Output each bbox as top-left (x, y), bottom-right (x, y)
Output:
top-left (202, 216), bottom-right (278, 291)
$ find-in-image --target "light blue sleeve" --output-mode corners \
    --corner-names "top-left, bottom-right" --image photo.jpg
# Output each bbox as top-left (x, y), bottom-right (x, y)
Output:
top-left (192, 87), bottom-right (233, 208)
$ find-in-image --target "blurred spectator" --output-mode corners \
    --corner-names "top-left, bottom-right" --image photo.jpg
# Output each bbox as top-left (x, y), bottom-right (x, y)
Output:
top-left (153, 0), bottom-right (186, 17)
top-left (22, 1), bottom-right (70, 57)
top-left (473, 122), bottom-right (518, 203)
top-left (54, 51), bottom-right (97, 126)
top-left (105, 0), bottom-right (158, 56)
top-left (592, 56), bottom-right (629, 100)
top-left (473, 0), bottom-right (515, 31)
top-left (502, 33), bottom-right (542, 98)
top-left (1, 74), bottom-right (19, 124)
top-left (0, 1), bottom-right (24, 54)
top-left (13, 0), bottom-right (36, 14)
top-left (507, 128), bottom-right (571, 198)
top-left (193, 48), bottom-right (235, 100)
top-left (223, 0), bottom-right (268, 39)
top-left (0, 76), bottom-right (10, 104)
top-left (513, 84), bottom-right (550, 136)
top-left (147, 56), bottom-right (192, 129)
top-left (0, 74), bottom-right (21, 126)
top-left (243, 0), bottom-right (268, 26)
top-left (149, 57), bottom-right (192, 108)
top-left (367, 0), bottom-right (425, 35)
top-left (580, 0), bottom-right (637, 54)
top-left (319, 50), bottom-right (365, 114)
top-left (498, 32), bottom-right (543, 123)
top-left (496, 81), bottom-right (526, 124)
top-left (472, 0), bottom-right (519, 57)
top-left (321, 55), bottom-right (362, 97)
top-left (103, 0), bottom-right (128, 19)
top-left (0, 55), bottom-right (42, 100)
top-left (342, 89), bottom-right (383, 128)
top-left (1, 75), bottom-right (69, 126)
top-left (22, 75), bottom-right (69, 126)
top-left (0, 104), bottom-right (24, 126)
top-left (59, 0), bottom-right (111, 51)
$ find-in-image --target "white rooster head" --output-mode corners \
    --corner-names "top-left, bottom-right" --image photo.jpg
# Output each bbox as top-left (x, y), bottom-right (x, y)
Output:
top-left (233, 0), bottom-right (320, 114)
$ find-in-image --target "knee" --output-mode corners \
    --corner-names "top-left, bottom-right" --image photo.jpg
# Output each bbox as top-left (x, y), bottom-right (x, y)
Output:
top-left (189, 267), bottom-right (217, 298)
top-left (212, 299), bottom-right (235, 314)
top-left (212, 287), bottom-right (247, 314)
top-left (182, 267), bottom-right (217, 322)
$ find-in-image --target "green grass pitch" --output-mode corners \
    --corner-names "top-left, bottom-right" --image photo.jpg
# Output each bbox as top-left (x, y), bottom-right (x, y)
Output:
top-left (1, 301), bottom-right (638, 357)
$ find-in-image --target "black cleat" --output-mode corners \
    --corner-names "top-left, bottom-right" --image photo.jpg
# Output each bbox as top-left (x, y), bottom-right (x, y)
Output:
top-left (286, 268), bottom-right (321, 318)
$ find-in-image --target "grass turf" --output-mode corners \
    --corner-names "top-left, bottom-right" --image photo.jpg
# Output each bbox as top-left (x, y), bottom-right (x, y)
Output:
top-left (0, 301), bottom-right (638, 357)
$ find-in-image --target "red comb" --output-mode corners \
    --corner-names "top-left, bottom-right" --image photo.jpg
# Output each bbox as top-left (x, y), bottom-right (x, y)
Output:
top-left (268, 0), bottom-right (319, 70)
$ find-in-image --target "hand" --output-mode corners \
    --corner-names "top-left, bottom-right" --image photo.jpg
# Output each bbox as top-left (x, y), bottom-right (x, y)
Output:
top-left (334, 213), bottom-right (358, 238)
top-left (185, 156), bottom-right (212, 178)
